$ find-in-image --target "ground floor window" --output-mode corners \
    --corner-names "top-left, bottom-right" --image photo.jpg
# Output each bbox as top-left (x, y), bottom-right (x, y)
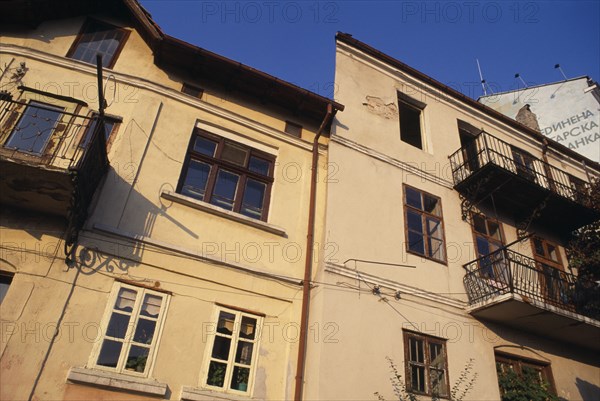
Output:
top-left (495, 352), bottom-right (557, 400)
top-left (403, 330), bottom-right (449, 397)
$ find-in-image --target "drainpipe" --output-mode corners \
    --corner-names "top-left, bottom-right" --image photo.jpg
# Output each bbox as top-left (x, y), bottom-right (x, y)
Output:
top-left (294, 103), bottom-right (333, 401)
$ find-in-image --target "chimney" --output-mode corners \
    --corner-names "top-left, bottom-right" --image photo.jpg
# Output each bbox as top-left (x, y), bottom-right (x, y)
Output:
top-left (515, 104), bottom-right (541, 132)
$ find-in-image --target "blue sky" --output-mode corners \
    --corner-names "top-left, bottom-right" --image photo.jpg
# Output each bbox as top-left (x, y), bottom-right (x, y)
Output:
top-left (140, 1), bottom-right (600, 100)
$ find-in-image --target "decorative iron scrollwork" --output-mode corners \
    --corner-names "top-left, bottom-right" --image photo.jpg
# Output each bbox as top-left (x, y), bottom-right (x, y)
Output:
top-left (516, 195), bottom-right (551, 239)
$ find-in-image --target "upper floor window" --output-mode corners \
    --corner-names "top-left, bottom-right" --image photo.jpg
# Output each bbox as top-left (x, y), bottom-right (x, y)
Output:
top-left (284, 121), bottom-right (302, 138)
top-left (67, 19), bottom-right (129, 68)
top-left (403, 330), bottom-right (449, 397)
top-left (177, 129), bottom-right (274, 221)
top-left (398, 92), bottom-right (426, 149)
top-left (4, 101), bottom-right (63, 155)
top-left (181, 83), bottom-right (204, 99)
top-left (403, 185), bottom-right (446, 263)
top-left (80, 114), bottom-right (121, 149)
top-left (204, 307), bottom-right (262, 394)
top-left (91, 283), bottom-right (169, 377)
top-left (0, 271), bottom-right (14, 304)
top-left (511, 146), bottom-right (537, 183)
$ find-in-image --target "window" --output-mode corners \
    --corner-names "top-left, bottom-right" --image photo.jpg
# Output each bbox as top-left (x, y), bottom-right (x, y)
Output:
top-left (80, 114), bottom-right (120, 148)
top-left (403, 185), bottom-right (446, 263)
top-left (471, 213), bottom-right (507, 281)
top-left (177, 129), bottom-right (274, 221)
top-left (569, 174), bottom-right (588, 203)
top-left (181, 83), bottom-right (204, 99)
top-left (67, 19), bottom-right (129, 68)
top-left (531, 237), bottom-right (569, 305)
top-left (284, 121), bottom-right (302, 138)
top-left (398, 92), bottom-right (425, 149)
top-left (403, 331), bottom-right (449, 397)
top-left (92, 283), bottom-right (168, 376)
top-left (511, 147), bottom-right (537, 183)
top-left (495, 353), bottom-right (556, 397)
top-left (0, 272), bottom-right (14, 304)
top-left (205, 308), bottom-right (262, 394)
top-left (4, 101), bottom-right (63, 155)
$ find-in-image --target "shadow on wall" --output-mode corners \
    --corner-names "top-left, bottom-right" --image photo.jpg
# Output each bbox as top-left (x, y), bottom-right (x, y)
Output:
top-left (75, 164), bottom-right (197, 276)
top-left (576, 377), bottom-right (600, 401)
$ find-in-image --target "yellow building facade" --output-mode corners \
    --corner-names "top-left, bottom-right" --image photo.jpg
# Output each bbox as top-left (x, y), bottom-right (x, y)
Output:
top-left (0, 1), bottom-right (342, 400)
top-left (304, 33), bottom-right (600, 401)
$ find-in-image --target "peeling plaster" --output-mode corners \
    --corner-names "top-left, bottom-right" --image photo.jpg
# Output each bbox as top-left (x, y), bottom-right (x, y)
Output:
top-left (362, 96), bottom-right (398, 119)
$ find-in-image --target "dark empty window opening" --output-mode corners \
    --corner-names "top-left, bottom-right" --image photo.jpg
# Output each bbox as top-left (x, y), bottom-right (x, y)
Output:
top-left (284, 121), bottom-right (302, 138)
top-left (181, 83), bottom-right (204, 99)
top-left (398, 93), bottom-right (424, 149)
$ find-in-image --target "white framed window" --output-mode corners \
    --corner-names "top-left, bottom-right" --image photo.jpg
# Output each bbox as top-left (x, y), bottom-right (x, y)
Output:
top-left (203, 307), bottom-right (263, 394)
top-left (89, 283), bottom-right (169, 377)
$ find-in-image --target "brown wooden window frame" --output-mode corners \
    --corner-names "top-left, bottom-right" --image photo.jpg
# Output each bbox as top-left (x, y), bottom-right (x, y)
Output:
top-left (284, 121), bottom-right (302, 138)
top-left (79, 113), bottom-right (122, 151)
top-left (67, 18), bottom-right (130, 69)
top-left (470, 212), bottom-right (507, 279)
top-left (495, 352), bottom-right (557, 397)
top-left (403, 184), bottom-right (447, 264)
top-left (403, 330), bottom-right (450, 397)
top-left (176, 128), bottom-right (275, 221)
top-left (181, 83), bottom-right (204, 99)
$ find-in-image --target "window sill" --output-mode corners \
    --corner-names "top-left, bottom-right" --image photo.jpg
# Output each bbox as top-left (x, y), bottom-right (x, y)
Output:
top-left (161, 190), bottom-right (287, 237)
top-left (66, 367), bottom-right (168, 397)
top-left (181, 386), bottom-right (250, 401)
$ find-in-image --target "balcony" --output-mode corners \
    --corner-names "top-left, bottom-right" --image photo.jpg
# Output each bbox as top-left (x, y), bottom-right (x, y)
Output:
top-left (463, 247), bottom-right (600, 350)
top-left (449, 132), bottom-right (599, 237)
top-left (0, 96), bottom-right (108, 219)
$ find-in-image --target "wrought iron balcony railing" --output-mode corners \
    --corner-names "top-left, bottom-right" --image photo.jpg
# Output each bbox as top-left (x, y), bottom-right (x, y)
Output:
top-left (463, 247), bottom-right (599, 321)
top-left (449, 131), bottom-right (593, 208)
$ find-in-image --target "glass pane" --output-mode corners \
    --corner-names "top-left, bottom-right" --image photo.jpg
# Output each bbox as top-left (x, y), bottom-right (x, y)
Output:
top-left (533, 238), bottom-right (545, 256)
top-left (207, 361), bottom-right (227, 387)
top-left (140, 294), bottom-right (162, 318)
top-left (431, 368), bottom-right (447, 395)
top-left (221, 141), bottom-right (248, 166)
top-left (241, 179), bottom-right (266, 219)
top-left (411, 365), bottom-right (425, 392)
top-left (181, 160), bottom-right (211, 201)
top-left (547, 244), bottom-right (559, 262)
top-left (429, 238), bottom-right (445, 261)
top-left (429, 343), bottom-right (445, 368)
top-left (235, 341), bottom-right (254, 365)
top-left (133, 318), bottom-right (156, 345)
top-left (230, 366), bottom-right (250, 392)
top-left (114, 288), bottom-right (137, 312)
top-left (106, 312), bottom-right (130, 339)
top-left (211, 170), bottom-right (239, 210)
top-left (194, 136), bottom-right (217, 156)
top-left (405, 187), bottom-right (422, 210)
top-left (217, 311), bottom-right (236, 335)
top-left (248, 156), bottom-right (270, 175)
top-left (212, 336), bottom-right (232, 360)
top-left (423, 194), bottom-right (441, 216)
top-left (407, 210), bottom-right (423, 234)
top-left (408, 232), bottom-right (425, 255)
top-left (125, 345), bottom-right (149, 373)
top-left (426, 217), bottom-right (443, 239)
top-left (409, 338), bottom-right (424, 363)
top-left (488, 221), bottom-right (501, 240)
top-left (81, 118), bottom-right (114, 148)
top-left (97, 339), bottom-right (122, 368)
top-left (240, 316), bottom-right (257, 339)
top-left (6, 102), bottom-right (63, 155)
top-left (473, 215), bottom-right (487, 235)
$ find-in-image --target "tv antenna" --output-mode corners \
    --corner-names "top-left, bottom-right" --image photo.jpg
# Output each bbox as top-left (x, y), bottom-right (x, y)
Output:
top-left (554, 64), bottom-right (568, 81)
top-left (514, 73), bottom-right (528, 88)
top-left (476, 59), bottom-right (487, 96)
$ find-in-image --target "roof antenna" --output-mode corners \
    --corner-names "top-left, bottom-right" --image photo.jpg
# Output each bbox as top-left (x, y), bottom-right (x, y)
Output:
top-left (515, 73), bottom-right (528, 88)
top-left (555, 64), bottom-right (568, 81)
top-left (476, 59), bottom-right (487, 96)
